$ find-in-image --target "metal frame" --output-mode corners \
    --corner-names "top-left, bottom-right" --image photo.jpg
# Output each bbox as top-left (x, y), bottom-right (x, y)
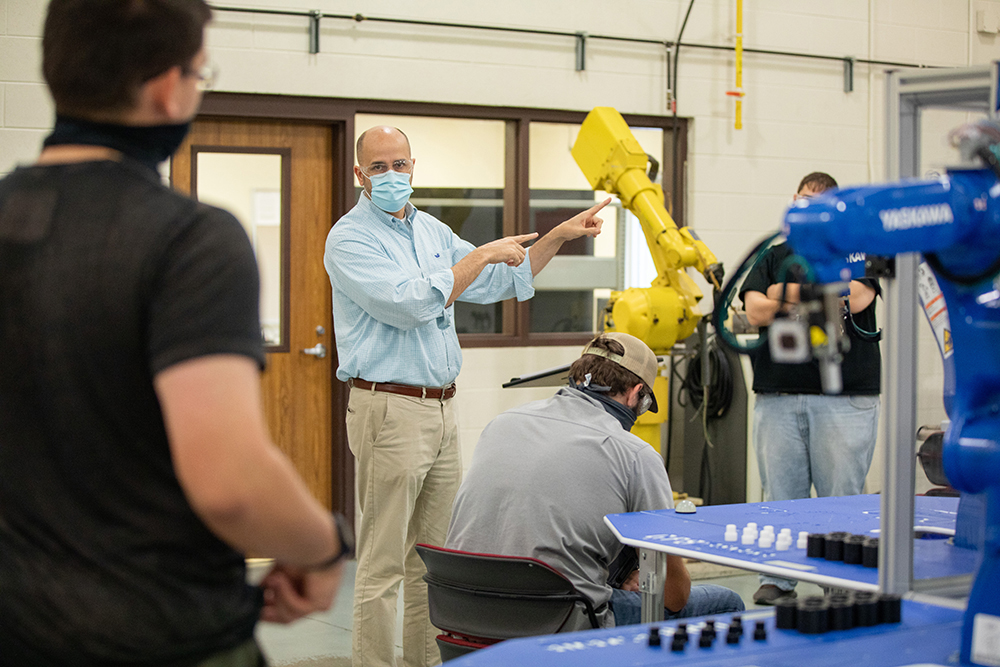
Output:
top-left (638, 548), bottom-right (666, 623)
top-left (879, 62), bottom-right (1000, 596)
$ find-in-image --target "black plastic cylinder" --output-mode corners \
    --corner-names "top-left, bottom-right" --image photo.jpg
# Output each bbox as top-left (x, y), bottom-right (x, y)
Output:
top-left (854, 591), bottom-right (879, 626)
top-left (829, 597), bottom-right (854, 630)
top-left (862, 537), bottom-right (879, 568)
top-left (843, 534), bottom-right (867, 564)
top-left (807, 533), bottom-right (827, 558)
top-left (824, 532), bottom-right (850, 561)
top-left (829, 591), bottom-right (853, 604)
top-left (879, 594), bottom-right (902, 624)
top-left (775, 598), bottom-right (798, 629)
top-left (796, 596), bottom-right (830, 634)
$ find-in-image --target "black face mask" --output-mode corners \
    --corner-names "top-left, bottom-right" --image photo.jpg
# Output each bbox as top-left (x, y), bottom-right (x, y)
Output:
top-left (44, 115), bottom-right (191, 174)
top-left (574, 384), bottom-right (638, 431)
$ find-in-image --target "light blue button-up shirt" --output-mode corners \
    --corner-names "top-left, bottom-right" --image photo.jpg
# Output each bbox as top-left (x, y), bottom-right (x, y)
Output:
top-left (325, 195), bottom-right (535, 387)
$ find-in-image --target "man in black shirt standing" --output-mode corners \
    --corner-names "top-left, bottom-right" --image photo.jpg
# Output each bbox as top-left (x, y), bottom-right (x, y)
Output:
top-left (0, 2), bottom-right (349, 665)
top-left (739, 172), bottom-right (881, 605)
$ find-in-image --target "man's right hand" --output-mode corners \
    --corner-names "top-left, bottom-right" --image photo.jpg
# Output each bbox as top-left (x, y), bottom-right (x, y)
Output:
top-left (447, 232), bottom-right (539, 306)
top-left (259, 562), bottom-right (345, 624)
top-left (478, 233), bottom-right (538, 267)
top-left (621, 569), bottom-right (640, 592)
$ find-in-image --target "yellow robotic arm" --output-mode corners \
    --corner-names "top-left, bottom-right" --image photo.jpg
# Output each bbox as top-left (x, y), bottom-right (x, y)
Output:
top-left (572, 107), bottom-right (724, 451)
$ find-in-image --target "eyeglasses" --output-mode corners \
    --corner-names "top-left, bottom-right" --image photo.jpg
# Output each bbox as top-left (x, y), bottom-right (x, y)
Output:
top-left (362, 159), bottom-right (413, 176)
top-left (184, 63), bottom-right (219, 92)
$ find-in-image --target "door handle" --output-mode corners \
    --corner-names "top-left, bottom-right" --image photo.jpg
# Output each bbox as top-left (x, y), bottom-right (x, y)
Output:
top-left (301, 343), bottom-right (327, 359)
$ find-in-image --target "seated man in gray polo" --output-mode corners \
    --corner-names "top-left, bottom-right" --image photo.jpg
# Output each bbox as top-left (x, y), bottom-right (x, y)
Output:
top-left (446, 332), bottom-right (744, 627)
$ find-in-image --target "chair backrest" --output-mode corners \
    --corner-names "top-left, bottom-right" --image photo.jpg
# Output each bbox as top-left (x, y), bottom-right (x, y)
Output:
top-left (416, 543), bottom-right (600, 641)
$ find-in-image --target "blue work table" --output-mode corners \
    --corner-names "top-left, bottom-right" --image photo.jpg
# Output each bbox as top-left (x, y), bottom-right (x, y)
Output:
top-left (604, 495), bottom-right (975, 619)
top-left (450, 600), bottom-right (964, 667)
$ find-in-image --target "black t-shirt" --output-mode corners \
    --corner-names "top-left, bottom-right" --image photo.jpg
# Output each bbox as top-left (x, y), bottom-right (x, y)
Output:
top-left (739, 242), bottom-right (881, 395)
top-left (0, 159), bottom-right (266, 666)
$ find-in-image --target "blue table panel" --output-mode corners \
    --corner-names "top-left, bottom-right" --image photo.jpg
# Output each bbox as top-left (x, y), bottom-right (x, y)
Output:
top-left (453, 600), bottom-right (964, 667)
top-left (605, 496), bottom-right (976, 590)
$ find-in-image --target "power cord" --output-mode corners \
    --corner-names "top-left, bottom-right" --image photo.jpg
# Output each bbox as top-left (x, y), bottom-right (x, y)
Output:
top-left (680, 340), bottom-right (733, 420)
top-left (674, 335), bottom-right (734, 505)
top-left (713, 230), bottom-right (783, 354)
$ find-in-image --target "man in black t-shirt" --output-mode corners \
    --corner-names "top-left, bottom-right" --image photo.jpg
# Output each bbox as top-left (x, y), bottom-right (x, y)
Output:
top-left (739, 172), bottom-right (881, 605)
top-left (0, 2), bottom-right (349, 665)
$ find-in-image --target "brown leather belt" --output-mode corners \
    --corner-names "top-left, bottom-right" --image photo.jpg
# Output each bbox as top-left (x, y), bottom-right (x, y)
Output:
top-left (350, 378), bottom-right (457, 400)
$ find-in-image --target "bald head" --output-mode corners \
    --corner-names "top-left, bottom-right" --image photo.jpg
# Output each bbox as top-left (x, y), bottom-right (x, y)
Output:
top-left (353, 125), bottom-right (416, 218)
top-left (356, 125), bottom-right (411, 165)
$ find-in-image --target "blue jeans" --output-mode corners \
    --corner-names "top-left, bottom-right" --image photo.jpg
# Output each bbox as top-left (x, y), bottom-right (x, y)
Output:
top-left (608, 585), bottom-right (745, 627)
top-left (754, 393), bottom-right (880, 591)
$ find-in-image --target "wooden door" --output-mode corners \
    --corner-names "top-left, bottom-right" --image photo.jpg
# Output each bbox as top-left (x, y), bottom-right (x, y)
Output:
top-left (172, 118), bottom-right (338, 510)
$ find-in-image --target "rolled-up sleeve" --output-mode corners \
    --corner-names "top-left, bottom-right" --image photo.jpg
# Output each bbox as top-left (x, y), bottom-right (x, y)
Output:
top-left (426, 267), bottom-right (455, 330)
top-left (326, 235), bottom-right (451, 331)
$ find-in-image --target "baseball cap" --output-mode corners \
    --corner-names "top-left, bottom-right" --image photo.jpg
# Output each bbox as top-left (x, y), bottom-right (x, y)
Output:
top-left (581, 332), bottom-right (659, 412)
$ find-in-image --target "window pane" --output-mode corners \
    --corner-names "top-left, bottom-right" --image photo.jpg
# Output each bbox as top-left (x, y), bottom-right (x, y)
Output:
top-left (413, 187), bottom-right (504, 334)
top-left (530, 290), bottom-right (599, 333)
top-left (528, 122), bottom-right (664, 333)
top-left (195, 151), bottom-right (285, 347)
top-left (354, 115), bottom-right (506, 334)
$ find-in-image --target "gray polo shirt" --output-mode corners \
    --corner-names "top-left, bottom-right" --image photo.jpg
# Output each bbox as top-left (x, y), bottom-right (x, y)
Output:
top-left (446, 387), bottom-right (674, 624)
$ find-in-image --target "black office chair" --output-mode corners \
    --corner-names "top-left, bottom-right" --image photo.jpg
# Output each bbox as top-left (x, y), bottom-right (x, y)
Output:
top-left (416, 544), bottom-right (601, 662)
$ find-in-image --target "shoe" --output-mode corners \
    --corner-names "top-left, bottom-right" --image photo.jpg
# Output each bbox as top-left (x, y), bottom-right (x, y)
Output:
top-left (753, 584), bottom-right (797, 605)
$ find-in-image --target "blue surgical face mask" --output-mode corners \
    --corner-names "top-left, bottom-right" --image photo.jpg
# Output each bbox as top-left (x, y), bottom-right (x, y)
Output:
top-left (364, 169), bottom-right (414, 213)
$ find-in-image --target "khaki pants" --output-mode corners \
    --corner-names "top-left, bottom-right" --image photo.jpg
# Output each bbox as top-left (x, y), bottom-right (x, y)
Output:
top-left (347, 387), bottom-right (461, 667)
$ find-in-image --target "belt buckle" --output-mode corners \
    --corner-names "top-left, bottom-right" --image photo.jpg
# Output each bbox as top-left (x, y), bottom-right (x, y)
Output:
top-left (421, 386), bottom-right (427, 403)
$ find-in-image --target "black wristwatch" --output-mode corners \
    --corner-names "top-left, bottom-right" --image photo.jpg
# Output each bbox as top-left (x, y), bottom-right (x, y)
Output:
top-left (309, 512), bottom-right (355, 570)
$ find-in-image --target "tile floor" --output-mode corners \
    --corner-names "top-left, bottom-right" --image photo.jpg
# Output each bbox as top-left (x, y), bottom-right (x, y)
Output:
top-left (250, 560), bottom-right (824, 666)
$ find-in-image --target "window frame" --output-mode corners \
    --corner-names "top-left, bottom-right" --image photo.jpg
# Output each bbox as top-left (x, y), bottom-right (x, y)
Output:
top-left (197, 94), bottom-right (689, 348)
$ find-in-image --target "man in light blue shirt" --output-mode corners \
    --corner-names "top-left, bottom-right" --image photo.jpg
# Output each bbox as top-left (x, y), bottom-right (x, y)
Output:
top-left (324, 125), bottom-right (609, 667)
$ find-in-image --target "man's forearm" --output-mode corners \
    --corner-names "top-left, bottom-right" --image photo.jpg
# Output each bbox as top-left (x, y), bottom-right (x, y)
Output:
top-left (525, 231), bottom-right (566, 277)
top-left (448, 248), bottom-right (489, 307)
top-left (193, 443), bottom-right (340, 567)
top-left (528, 198), bottom-right (606, 275)
top-left (663, 555), bottom-right (692, 614)
top-left (158, 357), bottom-right (340, 568)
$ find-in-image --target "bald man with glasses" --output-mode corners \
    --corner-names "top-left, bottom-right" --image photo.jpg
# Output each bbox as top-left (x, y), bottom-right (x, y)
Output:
top-left (324, 125), bottom-right (609, 667)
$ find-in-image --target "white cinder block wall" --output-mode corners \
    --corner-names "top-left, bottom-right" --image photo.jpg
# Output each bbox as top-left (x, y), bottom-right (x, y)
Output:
top-left (2, 0), bottom-right (999, 486)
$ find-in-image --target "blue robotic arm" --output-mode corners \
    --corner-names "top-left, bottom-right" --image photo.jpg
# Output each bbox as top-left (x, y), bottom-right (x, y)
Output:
top-left (782, 121), bottom-right (1000, 667)
top-left (785, 169), bottom-right (999, 284)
